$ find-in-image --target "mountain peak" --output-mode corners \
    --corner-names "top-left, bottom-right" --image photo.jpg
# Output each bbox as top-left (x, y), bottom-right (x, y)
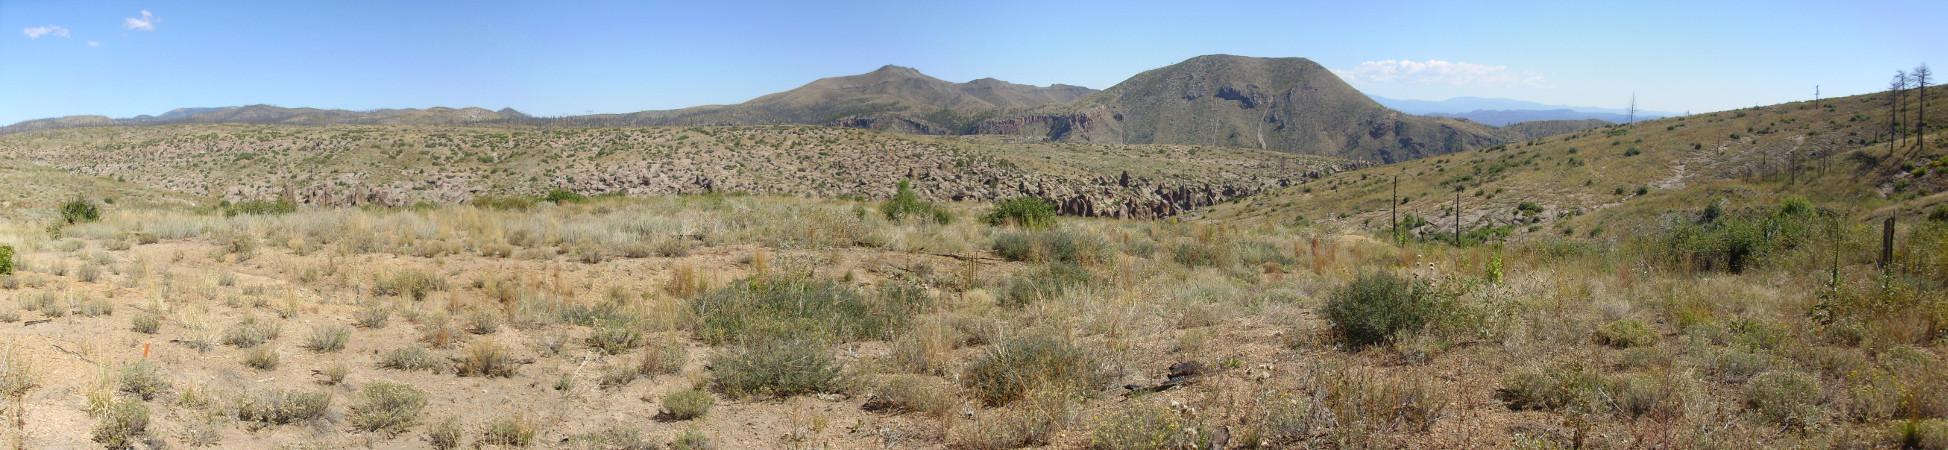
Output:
top-left (870, 64), bottom-right (924, 77)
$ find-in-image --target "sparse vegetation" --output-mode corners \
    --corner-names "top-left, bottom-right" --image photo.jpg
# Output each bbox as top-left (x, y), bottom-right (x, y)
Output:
top-left (709, 338), bottom-right (839, 399)
top-left (661, 388), bottom-right (715, 420)
top-left (984, 196), bottom-right (1058, 230)
top-left (350, 381), bottom-right (429, 436)
top-left (1320, 272), bottom-right (1448, 348)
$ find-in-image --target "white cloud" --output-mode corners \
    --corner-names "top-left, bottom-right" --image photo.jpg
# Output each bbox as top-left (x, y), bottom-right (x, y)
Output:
top-left (88, 41), bottom-right (100, 47)
top-left (125, 10), bottom-right (157, 31)
top-left (22, 25), bottom-right (70, 39)
top-left (1333, 59), bottom-right (1552, 88)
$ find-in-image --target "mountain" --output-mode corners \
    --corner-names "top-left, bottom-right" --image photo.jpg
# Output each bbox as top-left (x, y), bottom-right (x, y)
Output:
top-left (1371, 95), bottom-right (1681, 117)
top-left (968, 55), bottom-right (1506, 163)
top-left (1432, 109), bottom-right (1638, 126)
top-left (0, 106), bottom-right (523, 134)
top-left (595, 65), bottom-right (1096, 133)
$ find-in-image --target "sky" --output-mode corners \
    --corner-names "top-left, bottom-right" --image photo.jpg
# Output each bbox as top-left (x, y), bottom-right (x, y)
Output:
top-left (2, 0), bottom-right (1943, 125)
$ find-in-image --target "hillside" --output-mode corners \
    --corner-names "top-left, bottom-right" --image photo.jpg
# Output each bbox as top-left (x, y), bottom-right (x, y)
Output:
top-left (1202, 83), bottom-right (1948, 242)
top-left (0, 123), bottom-right (1349, 220)
top-left (971, 55), bottom-right (1507, 163)
top-left (595, 65), bottom-right (1096, 133)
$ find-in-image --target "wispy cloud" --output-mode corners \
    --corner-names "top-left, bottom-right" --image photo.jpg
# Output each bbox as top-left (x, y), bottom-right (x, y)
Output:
top-left (22, 25), bottom-right (70, 39)
top-left (88, 41), bottom-right (101, 47)
top-left (1333, 60), bottom-right (1552, 88)
top-left (125, 10), bottom-right (158, 31)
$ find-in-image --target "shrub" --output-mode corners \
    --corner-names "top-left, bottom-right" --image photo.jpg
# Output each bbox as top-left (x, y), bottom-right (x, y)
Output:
top-left (91, 398), bottom-right (148, 449)
top-left (119, 360), bottom-right (172, 401)
top-left (880, 180), bottom-right (954, 225)
top-left (456, 340), bottom-right (517, 377)
top-left (670, 429), bottom-right (713, 450)
top-left (1745, 371), bottom-right (1823, 428)
top-left (355, 303), bottom-right (391, 329)
top-left (638, 340), bottom-right (688, 376)
top-left (661, 388), bottom-right (715, 420)
top-left (996, 261), bottom-right (1094, 308)
top-left (984, 196), bottom-right (1058, 230)
top-left (244, 347), bottom-right (280, 370)
top-left (479, 413), bottom-right (538, 447)
top-left (321, 362), bottom-right (348, 386)
top-left (691, 274), bottom-right (922, 345)
top-left (990, 230), bottom-right (1109, 265)
top-left (464, 310), bottom-right (501, 335)
top-left (864, 374), bottom-right (956, 417)
top-left (75, 296), bottom-right (112, 317)
top-left (236, 389), bottom-right (331, 427)
top-left (1498, 361), bottom-right (1610, 412)
top-left (303, 324), bottom-right (351, 353)
top-left (1087, 404), bottom-right (1212, 450)
top-left (1320, 272), bottom-right (1447, 348)
top-left (709, 338), bottom-right (839, 399)
top-left (222, 199), bottom-right (297, 217)
top-left (963, 333), bottom-right (1108, 406)
top-left (130, 314), bottom-right (161, 334)
top-left (1595, 319), bottom-right (1660, 348)
top-left (222, 317), bottom-right (282, 348)
top-left (350, 381), bottom-right (428, 436)
top-left (544, 188), bottom-right (586, 204)
top-left (428, 416), bottom-right (463, 450)
top-left (0, 245), bottom-right (12, 275)
top-left (62, 197), bottom-right (102, 224)
top-left (373, 269), bottom-right (448, 300)
top-left (587, 324), bottom-right (644, 355)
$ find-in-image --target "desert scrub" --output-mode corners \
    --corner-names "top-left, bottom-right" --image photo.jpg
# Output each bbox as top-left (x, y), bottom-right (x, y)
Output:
top-left (638, 339), bottom-right (689, 376)
top-left (880, 180), bottom-right (954, 225)
top-left (372, 268), bottom-right (448, 300)
top-left (350, 381), bottom-right (428, 436)
top-left (244, 346), bottom-right (280, 370)
top-left (379, 346), bottom-right (446, 372)
top-left (91, 398), bottom-right (149, 449)
top-left (354, 303), bottom-right (392, 328)
top-left (428, 416), bottom-right (463, 450)
top-left (456, 339), bottom-right (518, 377)
top-left (964, 333), bottom-right (1109, 406)
top-left (303, 324), bottom-right (351, 352)
top-left (222, 316), bottom-right (282, 348)
top-left (983, 196), bottom-right (1057, 230)
top-left (1745, 370), bottom-right (1823, 428)
top-left (864, 374), bottom-right (956, 417)
top-left (1594, 318), bottom-right (1660, 348)
top-left (996, 261), bottom-right (1095, 308)
top-left (130, 313), bottom-right (161, 334)
top-left (236, 388), bottom-right (331, 427)
top-left (690, 273), bottom-right (925, 345)
top-left (118, 360), bottom-right (172, 401)
top-left (587, 324), bottom-right (644, 355)
top-left (0, 245), bottom-right (14, 275)
top-left (1087, 403), bottom-right (1213, 450)
top-left (1319, 271), bottom-right (1447, 348)
top-left (62, 196), bottom-right (102, 224)
top-left (479, 413), bottom-right (538, 447)
top-left (463, 310), bottom-right (502, 334)
top-left (710, 338), bottom-right (839, 399)
top-left (660, 388), bottom-right (715, 420)
top-left (990, 230), bottom-right (1110, 265)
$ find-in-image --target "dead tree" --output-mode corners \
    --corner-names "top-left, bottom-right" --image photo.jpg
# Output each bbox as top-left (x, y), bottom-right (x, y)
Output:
top-left (1891, 71), bottom-right (1909, 154)
top-left (1916, 64), bottom-right (1933, 149)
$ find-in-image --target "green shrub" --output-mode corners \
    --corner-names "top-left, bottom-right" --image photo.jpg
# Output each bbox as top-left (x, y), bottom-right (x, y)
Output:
top-left (130, 314), bottom-right (161, 334)
top-left (379, 346), bottom-right (446, 373)
top-left (1497, 361), bottom-right (1610, 411)
top-left (880, 180), bottom-right (953, 225)
top-left (350, 381), bottom-right (428, 436)
top-left (91, 398), bottom-right (148, 449)
top-left (303, 324), bottom-right (351, 353)
top-left (991, 230), bottom-right (1110, 265)
top-left (963, 333), bottom-right (1108, 406)
top-left (429, 416), bottom-right (463, 449)
top-left (0, 245), bottom-right (13, 275)
top-left (984, 196), bottom-right (1058, 230)
top-left (670, 429), bottom-right (712, 450)
top-left (244, 347), bottom-right (280, 370)
top-left (471, 195), bottom-right (537, 211)
top-left (456, 340), bottom-right (517, 378)
top-left (709, 338), bottom-right (839, 399)
top-left (62, 197), bottom-right (102, 225)
top-left (1745, 371), bottom-right (1823, 428)
top-left (119, 360), bottom-right (171, 401)
top-left (1319, 272), bottom-right (1446, 348)
top-left (1087, 405), bottom-right (1212, 450)
top-left (236, 389), bottom-right (331, 427)
top-left (691, 274), bottom-right (923, 345)
top-left (1595, 319), bottom-right (1660, 348)
top-left (587, 324), bottom-right (644, 355)
top-left (544, 188), bottom-right (587, 204)
top-left (480, 413), bottom-right (538, 447)
top-left (222, 199), bottom-right (297, 217)
top-left (661, 388), bottom-right (715, 420)
top-left (996, 261), bottom-right (1094, 308)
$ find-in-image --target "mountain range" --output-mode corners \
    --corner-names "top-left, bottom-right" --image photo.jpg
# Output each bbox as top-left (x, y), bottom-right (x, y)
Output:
top-left (1369, 95), bottom-right (1680, 124)
top-left (3, 55), bottom-right (1613, 164)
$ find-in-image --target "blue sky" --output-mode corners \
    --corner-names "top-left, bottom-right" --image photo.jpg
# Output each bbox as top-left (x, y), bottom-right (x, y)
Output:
top-left (2, 0), bottom-right (1942, 125)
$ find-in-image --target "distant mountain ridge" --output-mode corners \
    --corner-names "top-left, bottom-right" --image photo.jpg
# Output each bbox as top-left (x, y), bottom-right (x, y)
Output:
top-left (1371, 95), bottom-right (1678, 124)
top-left (6, 55), bottom-right (1618, 163)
